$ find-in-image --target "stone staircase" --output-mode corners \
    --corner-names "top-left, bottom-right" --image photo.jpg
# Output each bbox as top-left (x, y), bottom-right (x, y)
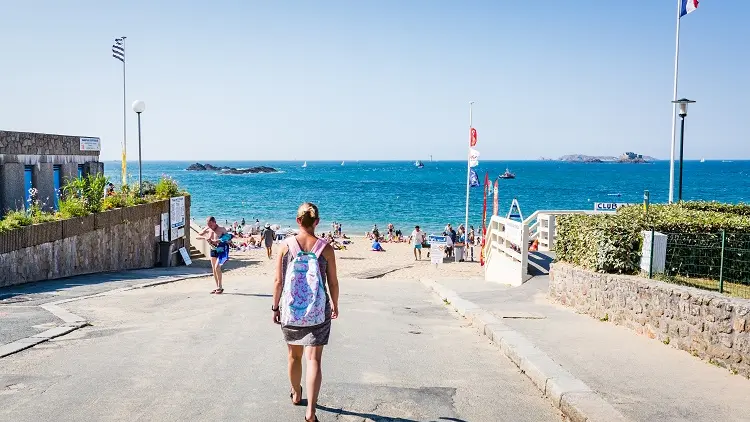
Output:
top-left (188, 245), bottom-right (205, 259)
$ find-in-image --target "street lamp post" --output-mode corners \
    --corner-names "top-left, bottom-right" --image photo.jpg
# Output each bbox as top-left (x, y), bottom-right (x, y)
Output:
top-left (672, 98), bottom-right (695, 202)
top-left (131, 100), bottom-right (146, 196)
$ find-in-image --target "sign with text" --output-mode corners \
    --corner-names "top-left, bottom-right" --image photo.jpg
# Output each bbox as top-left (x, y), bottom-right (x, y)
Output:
top-left (161, 213), bottom-right (169, 242)
top-left (79, 137), bottom-right (101, 151)
top-left (178, 247), bottom-right (192, 266)
top-left (428, 235), bottom-right (448, 265)
top-left (594, 202), bottom-right (632, 212)
top-left (504, 220), bottom-right (523, 246)
top-left (170, 196), bottom-right (186, 240)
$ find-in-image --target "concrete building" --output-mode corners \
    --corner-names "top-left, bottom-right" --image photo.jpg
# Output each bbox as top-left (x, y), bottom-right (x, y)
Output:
top-left (0, 130), bottom-right (104, 215)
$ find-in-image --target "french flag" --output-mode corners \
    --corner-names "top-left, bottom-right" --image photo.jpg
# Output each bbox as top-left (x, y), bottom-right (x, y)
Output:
top-left (680, 0), bottom-right (699, 17)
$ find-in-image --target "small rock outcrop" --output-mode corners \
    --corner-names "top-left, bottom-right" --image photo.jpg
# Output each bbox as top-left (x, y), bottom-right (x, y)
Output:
top-left (186, 163), bottom-right (278, 174)
top-left (186, 163), bottom-right (207, 171)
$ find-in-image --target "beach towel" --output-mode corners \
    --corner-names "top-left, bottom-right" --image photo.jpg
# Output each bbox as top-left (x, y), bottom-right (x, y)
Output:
top-left (215, 233), bottom-right (233, 266)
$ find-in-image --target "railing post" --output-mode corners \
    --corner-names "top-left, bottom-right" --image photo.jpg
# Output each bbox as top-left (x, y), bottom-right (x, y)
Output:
top-left (719, 229), bottom-right (726, 293)
top-left (649, 229), bottom-right (655, 279)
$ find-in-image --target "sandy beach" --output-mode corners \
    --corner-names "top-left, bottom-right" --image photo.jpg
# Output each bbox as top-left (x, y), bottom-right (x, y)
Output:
top-left (195, 234), bottom-right (484, 281)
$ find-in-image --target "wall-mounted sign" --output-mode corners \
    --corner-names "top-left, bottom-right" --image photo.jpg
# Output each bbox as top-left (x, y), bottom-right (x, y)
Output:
top-left (170, 196), bottom-right (186, 240)
top-left (79, 137), bottom-right (101, 151)
top-left (594, 203), bottom-right (632, 212)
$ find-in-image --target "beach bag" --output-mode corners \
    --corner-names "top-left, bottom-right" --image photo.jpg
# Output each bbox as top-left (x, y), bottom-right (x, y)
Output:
top-left (280, 238), bottom-right (327, 327)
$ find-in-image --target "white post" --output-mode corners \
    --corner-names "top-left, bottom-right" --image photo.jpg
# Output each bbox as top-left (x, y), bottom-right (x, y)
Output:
top-left (121, 36), bottom-right (128, 187)
top-left (668, 1), bottom-right (681, 203)
top-left (464, 102), bottom-right (473, 236)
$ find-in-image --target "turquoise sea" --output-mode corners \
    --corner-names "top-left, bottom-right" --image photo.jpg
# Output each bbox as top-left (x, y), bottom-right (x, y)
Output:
top-left (104, 160), bottom-right (750, 234)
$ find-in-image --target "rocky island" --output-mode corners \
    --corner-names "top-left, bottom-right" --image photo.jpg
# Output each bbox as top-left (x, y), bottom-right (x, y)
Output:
top-left (186, 163), bottom-right (278, 174)
top-left (559, 152), bottom-right (656, 163)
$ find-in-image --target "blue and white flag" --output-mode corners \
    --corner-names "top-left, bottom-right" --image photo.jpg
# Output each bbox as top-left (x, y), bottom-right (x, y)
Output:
top-left (680, 0), bottom-right (698, 17)
top-left (469, 169), bottom-right (480, 187)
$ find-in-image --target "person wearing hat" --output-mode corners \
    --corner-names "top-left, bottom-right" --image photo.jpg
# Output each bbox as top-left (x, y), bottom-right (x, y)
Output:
top-left (261, 223), bottom-right (276, 259)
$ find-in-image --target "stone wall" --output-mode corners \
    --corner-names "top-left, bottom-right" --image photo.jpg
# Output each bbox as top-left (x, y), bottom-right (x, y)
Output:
top-left (0, 131), bottom-right (99, 156)
top-left (549, 262), bottom-right (750, 377)
top-left (0, 196), bottom-right (191, 287)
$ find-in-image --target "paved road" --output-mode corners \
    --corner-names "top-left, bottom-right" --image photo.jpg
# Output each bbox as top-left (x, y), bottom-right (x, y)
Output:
top-left (0, 267), bottom-right (210, 345)
top-left (0, 275), bottom-right (561, 421)
top-left (436, 276), bottom-right (750, 422)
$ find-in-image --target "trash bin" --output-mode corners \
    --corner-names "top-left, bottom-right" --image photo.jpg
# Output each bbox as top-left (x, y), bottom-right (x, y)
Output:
top-left (158, 241), bottom-right (173, 267)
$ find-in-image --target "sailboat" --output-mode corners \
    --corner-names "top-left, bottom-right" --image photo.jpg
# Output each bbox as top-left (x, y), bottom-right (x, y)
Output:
top-left (414, 160), bottom-right (424, 168)
top-left (302, 161), bottom-right (307, 168)
top-left (700, 158), bottom-right (706, 163)
top-left (341, 161), bottom-right (345, 166)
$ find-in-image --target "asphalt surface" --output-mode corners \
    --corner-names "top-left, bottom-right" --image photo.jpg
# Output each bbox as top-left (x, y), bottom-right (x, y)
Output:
top-left (0, 275), bottom-right (562, 421)
top-left (436, 276), bottom-right (750, 422)
top-left (0, 267), bottom-right (210, 345)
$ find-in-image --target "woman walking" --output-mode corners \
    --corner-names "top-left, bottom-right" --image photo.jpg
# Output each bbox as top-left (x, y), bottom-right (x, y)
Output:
top-left (273, 202), bottom-right (339, 422)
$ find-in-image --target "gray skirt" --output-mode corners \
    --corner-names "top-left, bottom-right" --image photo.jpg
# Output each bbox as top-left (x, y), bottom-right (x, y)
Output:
top-left (281, 317), bottom-right (331, 346)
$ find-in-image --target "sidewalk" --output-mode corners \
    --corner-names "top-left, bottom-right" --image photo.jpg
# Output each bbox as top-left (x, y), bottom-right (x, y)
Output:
top-left (425, 276), bottom-right (750, 422)
top-left (0, 267), bottom-right (210, 351)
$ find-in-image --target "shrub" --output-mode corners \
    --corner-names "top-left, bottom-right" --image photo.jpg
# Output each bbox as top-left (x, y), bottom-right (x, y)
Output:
top-left (2, 210), bottom-right (33, 230)
top-left (556, 214), bottom-right (642, 274)
top-left (557, 203), bottom-right (750, 280)
top-left (102, 194), bottom-right (127, 211)
top-left (678, 201), bottom-right (750, 217)
top-left (154, 176), bottom-right (181, 199)
top-left (63, 173), bottom-right (109, 213)
top-left (58, 196), bottom-right (89, 218)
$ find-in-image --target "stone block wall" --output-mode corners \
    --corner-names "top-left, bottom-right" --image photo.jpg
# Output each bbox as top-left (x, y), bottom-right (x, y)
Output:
top-left (0, 131), bottom-right (99, 156)
top-left (0, 196), bottom-right (191, 287)
top-left (549, 262), bottom-right (750, 377)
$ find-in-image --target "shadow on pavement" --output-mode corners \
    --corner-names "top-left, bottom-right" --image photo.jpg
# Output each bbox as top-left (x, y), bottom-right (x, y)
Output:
top-left (527, 251), bottom-right (554, 276)
top-left (223, 293), bottom-right (272, 298)
top-left (316, 405), bottom-right (468, 422)
top-left (0, 267), bottom-right (209, 301)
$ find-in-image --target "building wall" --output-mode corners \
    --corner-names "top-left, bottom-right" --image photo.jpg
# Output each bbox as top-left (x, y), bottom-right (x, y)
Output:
top-left (0, 130), bottom-right (102, 215)
top-left (549, 262), bottom-right (750, 378)
top-left (0, 197), bottom-right (191, 287)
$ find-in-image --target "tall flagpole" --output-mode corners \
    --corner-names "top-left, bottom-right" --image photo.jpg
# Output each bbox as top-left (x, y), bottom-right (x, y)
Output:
top-left (668, 1), bottom-right (682, 203)
top-left (464, 101), bottom-right (474, 234)
top-left (121, 36), bottom-right (128, 187)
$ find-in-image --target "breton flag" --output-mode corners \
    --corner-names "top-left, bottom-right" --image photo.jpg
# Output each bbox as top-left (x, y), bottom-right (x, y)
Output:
top-left (469, 148), bottom-right (480, 167)
top-left (469, 169), bottom-right (480, 187)
top-left (470, 127), bottom-right (478, 147)
top-left (112, 37), bottom-right (125, 62)
top-left (680, 0), bottom-right (698, 17)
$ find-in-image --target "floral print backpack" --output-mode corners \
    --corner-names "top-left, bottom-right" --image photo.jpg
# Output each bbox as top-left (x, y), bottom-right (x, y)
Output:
top-left (280, 238), bottom-right (327, 327)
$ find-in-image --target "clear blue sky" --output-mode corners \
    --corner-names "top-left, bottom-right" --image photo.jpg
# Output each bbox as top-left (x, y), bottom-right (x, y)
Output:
top-left (0, 1), bottom-right (747, 161)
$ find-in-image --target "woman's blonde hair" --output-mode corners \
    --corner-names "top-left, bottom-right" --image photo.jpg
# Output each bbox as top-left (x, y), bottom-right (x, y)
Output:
top-left (297, 202), bottom-right (319, 228)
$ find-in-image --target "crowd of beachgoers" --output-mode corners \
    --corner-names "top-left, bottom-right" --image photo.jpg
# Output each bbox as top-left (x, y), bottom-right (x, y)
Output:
top-left (192, 217), bottom-right (485, 281)
top-left (201, 217), bottom-right (484, 265)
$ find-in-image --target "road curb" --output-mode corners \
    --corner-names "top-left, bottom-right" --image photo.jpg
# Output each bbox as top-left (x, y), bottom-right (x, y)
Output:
top-left (0, 322), bottom-right (88, 358)
top-left (420, 278), bottom-right (629, 422)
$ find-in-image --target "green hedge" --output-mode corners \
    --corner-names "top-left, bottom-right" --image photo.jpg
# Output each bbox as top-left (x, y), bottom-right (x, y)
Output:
top-left (556, 202), bottom-right (750, 278)
top-left (556, 214), bottom-right (642, 274)
top-left (678, 201), bottom-right (750, 217)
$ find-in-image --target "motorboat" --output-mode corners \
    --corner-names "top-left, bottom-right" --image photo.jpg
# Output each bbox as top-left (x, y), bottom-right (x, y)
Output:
top-left (499, 168), bottom-right (515, 179)
top-left (415, 160), bottom-right (424, 168)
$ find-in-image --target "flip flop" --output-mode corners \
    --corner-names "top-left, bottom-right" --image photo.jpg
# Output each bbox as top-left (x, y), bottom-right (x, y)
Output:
top-left (210, 289), bottom-right (218, 294)
top-left (290, 386), bottom-right (303, 406)
top-left (215, 288), bottom-right (224, 294)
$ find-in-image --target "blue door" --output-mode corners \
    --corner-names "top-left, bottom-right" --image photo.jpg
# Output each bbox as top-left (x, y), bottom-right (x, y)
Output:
top-left (24, 166), bottom-right (33, 208)
top-left (53, 165), bottom-right (62, 210)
